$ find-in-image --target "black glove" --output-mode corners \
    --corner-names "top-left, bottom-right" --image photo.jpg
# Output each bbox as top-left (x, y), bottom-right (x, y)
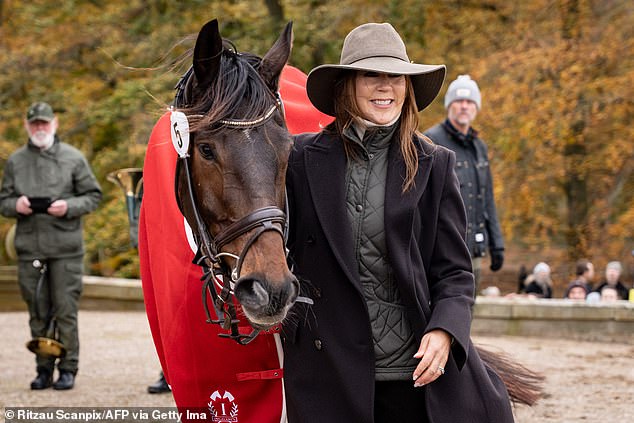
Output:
top-left (490, 250), bottom-right (504, 271)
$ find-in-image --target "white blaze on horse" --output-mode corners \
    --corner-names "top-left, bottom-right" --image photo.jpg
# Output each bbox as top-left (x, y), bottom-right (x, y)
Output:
top-left (140, 18), bottom-right (542, 422)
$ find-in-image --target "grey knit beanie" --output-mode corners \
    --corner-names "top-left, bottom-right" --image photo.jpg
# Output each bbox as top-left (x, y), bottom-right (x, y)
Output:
top-left (606, 261), bottom-right (623, 273)
top-left (533, 262), bottom-right (551, 276)
top-left (444, 74), bottom-right (481, 109)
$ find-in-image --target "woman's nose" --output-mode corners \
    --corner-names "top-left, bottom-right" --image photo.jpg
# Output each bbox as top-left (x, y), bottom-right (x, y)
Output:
top-left (376, 75), bottom-right (392, 88)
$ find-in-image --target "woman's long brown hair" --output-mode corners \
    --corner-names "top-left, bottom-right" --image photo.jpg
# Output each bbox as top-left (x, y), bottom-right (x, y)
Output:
top-left (327, 71), bottom-right (427, 192)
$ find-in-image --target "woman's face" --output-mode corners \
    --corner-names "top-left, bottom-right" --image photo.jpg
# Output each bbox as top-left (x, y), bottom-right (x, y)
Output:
top-left (567, 286), bottom-right (587, 300)
top-left (354, 71), bottom-right (406, 125)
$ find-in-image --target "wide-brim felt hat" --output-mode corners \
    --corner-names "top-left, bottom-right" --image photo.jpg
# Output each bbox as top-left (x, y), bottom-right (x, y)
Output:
top-left (306, 23), bottom-right (446, 117)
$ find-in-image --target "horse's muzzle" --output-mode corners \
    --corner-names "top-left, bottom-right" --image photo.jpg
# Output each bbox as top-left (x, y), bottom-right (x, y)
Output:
top-left (233, 274), bottom-right (299, 328)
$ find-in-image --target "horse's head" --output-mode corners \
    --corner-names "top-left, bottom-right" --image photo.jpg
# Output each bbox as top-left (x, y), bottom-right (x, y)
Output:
top-left (174, 19), bottom-right (298, 331)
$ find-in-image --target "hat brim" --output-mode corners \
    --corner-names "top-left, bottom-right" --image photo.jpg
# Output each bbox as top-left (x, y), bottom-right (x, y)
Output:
top-left (27, 116), bottom-right (54, 123)
top-left (307, 58), bottom-right (446, 116)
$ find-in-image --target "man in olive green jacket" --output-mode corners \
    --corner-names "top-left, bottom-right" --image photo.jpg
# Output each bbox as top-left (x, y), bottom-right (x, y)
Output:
top-left (0, 102), bottom-right (102, 390)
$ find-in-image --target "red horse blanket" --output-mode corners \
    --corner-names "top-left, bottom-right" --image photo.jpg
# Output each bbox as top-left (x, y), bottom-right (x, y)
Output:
top-left (139, 65), bottom-right (332, 422)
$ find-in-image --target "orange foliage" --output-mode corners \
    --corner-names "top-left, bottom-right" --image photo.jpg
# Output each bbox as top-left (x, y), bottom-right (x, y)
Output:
top-left (0, 0), bottom-right (631, 277)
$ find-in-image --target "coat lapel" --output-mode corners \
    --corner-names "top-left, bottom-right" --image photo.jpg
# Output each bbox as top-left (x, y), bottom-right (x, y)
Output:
top-left (385, 138), bottom-right (434, 286)
top-left (304, 136), bottom-right (361, 289)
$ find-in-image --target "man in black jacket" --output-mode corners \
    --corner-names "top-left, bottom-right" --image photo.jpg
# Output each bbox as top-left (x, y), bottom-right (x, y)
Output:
top-left (424, 75), bottom-right (504, 291)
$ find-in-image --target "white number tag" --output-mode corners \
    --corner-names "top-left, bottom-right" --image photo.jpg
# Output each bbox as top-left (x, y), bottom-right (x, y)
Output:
top-left (170, 111), bottom-right (190, 158)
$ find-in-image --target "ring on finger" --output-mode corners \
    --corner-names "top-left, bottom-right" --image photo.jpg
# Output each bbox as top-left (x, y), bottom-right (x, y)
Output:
top-left (438, 366), bottom-right (445, 375)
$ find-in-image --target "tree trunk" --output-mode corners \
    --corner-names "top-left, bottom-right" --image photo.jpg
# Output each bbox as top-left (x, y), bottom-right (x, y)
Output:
top-left (563, 130), bottom-right (589, 260)
top-left (559, 0), bottom-right (580, 40)
top-left (264, 0), bottom-right (285, 28)
top-left (559, 0), bottom-right (588, 261)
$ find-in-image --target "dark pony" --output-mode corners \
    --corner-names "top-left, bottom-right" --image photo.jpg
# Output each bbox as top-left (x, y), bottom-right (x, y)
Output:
top-left (174, 19), bottom-right (298, 340)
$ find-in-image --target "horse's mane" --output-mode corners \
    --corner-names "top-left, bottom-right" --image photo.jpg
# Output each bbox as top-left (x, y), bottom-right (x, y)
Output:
top-left (179, 40), bottom-right (276, 132)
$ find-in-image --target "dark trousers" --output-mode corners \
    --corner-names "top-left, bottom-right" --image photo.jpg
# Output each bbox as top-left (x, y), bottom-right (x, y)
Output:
top-left (18, 256), bottom-right (83, 374)
top-left (375, 380), bottom-right (430, 423)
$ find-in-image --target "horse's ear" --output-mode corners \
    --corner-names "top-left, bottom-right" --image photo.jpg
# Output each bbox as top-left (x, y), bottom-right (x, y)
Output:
top-left (193, 19), bottom-right (223, 88)
top-left (260, 21), bottom-right (293, 91)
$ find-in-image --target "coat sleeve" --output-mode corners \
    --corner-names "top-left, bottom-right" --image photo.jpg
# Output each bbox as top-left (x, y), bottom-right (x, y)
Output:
top-left (484, 161), bottom-right (504, 252)
top-left (424, 150), bottom-right (474, 370)
top-left (0, 159), bottom-right (19, 218)
top-left (64, 154), bottom-right (102, 218)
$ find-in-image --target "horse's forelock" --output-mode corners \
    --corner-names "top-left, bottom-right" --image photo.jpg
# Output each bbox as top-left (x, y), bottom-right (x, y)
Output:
top-left (186, 43), bottom-right (276, 134)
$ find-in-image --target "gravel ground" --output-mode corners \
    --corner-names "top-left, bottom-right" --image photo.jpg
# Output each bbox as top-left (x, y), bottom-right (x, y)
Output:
top-left (475, 335), bottom-right (634, 422)
top-left (0, 311), bottom-right (176, 414)
top-left (1, 310), bottom-right (633, 422)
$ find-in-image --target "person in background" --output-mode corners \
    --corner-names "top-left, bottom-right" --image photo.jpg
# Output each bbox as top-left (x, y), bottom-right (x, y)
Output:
top-left (593, 261), bottom-right (628, 300)
top-left (522, 262), bottom-right (553, 298)
top-left (147, 371), bottom-right (171, 394)
top-left (424, 75), bottom-right (504, 292)
top-left (599, 286), bottom-right (619, 303)
top-left (284, 22), bottom-right (514, 422)
top-left (563, 280), bottom-right (588, 300)
top-left (573, 259), bottom-right (595, 292)
top-left (480, 286), bottom-right (501, 297)
top-left (0, 102), bottom-right (102, 390)
top-left (516, 264), bottom-right (529, 294)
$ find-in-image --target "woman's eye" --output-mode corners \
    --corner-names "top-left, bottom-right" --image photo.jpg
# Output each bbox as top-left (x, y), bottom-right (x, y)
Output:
top-left (197, 143), bottom-right (215, 160)
top-left (363, 71), bottom-right (380, 77)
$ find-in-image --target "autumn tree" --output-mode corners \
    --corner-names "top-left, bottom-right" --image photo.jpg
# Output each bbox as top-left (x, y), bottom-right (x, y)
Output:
top-left (0, 0), bottom-right (631, 280)
top-left (474, 0), bottom-right (634, 272)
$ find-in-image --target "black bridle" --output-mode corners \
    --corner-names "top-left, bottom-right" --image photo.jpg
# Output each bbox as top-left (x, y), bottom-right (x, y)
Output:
top-left (173, 66), bottom-right (294, 345)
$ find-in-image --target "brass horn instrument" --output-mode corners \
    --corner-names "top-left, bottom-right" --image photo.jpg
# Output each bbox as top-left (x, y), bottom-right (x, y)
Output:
top-left (4, 223), bottom-right (17, 261)
top-left (107, 168), bottom-right (143, 247)
top-left (26, 259), bottom-right (67, 358)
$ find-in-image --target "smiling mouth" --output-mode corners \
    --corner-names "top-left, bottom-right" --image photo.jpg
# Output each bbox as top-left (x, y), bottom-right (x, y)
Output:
top-left (371, 99), bottom-right (393, 106)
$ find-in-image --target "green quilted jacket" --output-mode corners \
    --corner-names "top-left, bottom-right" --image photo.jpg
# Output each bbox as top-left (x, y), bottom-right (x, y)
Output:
top-left (0, 138), bottom-right (102, 259)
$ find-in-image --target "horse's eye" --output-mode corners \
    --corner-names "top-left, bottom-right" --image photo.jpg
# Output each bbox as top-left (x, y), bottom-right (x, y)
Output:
top-left (197, 143), bottom-right (215, 160)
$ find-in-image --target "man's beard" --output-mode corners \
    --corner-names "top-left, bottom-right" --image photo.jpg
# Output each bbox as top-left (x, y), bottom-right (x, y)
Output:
top-left (29, 129), bottom-right (55, 149)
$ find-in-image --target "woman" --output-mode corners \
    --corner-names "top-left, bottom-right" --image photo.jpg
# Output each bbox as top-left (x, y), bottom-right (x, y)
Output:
top-left (283, 23), bottom-right (515, 422)
top-left (523, 262), bottom-right (554, 298)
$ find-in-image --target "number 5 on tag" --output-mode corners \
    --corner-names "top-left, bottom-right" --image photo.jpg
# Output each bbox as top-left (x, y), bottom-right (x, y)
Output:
top-left (170, 111), bottom-right (190, 158)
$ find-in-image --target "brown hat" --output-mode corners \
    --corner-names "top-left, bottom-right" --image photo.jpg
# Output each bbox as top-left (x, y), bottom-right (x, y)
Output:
top-left (306, 23), bottom-right (446, 116)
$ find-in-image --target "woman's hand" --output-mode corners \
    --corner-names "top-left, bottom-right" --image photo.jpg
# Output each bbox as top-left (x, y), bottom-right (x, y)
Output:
top-left (412, 329), bottom-right (452, 387)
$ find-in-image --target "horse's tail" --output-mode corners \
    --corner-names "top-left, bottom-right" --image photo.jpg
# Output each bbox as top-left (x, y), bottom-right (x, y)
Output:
top-left (476, 345), bottom-right (545, 406)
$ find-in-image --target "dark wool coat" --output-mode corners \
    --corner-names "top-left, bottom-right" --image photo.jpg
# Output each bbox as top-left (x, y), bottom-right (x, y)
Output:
top-left (283, 131), bottom-right (514, 423)
top-left (424, 122), bottom-right (504, 258)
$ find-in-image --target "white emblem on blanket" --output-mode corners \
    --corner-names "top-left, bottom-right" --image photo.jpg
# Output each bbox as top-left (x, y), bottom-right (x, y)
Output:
top-left (208, 390), bottom-right (239, 422)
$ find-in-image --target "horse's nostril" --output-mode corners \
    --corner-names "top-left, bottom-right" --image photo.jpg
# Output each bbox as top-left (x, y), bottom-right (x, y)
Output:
top-left (251, 281), bottom-right (270, 305)
top-left (290, 277), bottom-right (300, 302)
top-left (235, 276), bottom-right (299, 311)
top-left (234, 278), bottom-right (270, 307)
